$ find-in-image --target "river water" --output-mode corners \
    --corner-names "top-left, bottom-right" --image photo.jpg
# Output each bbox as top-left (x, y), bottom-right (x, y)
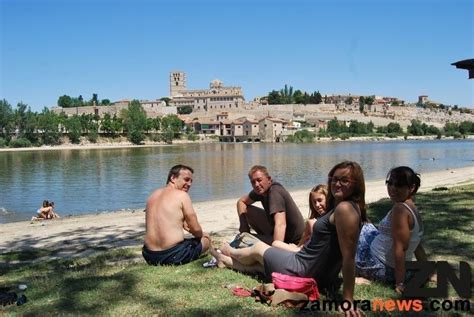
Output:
top-left (1, 139), bottom-right (473, 223)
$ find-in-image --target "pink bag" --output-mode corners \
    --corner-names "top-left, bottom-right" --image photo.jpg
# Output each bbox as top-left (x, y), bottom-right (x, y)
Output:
top-left (271, 272), bottom-right (320, 301)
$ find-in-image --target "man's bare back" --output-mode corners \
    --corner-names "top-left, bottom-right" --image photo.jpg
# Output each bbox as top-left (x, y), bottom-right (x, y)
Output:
top-left (143, 166), bottom-right (210, 258)
top-left (144, 187), bottom-right (195, 250)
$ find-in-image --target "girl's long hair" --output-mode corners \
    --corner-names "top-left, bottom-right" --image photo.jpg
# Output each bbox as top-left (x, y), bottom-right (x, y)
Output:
top-left (326, 161), bottom-right (367, 222)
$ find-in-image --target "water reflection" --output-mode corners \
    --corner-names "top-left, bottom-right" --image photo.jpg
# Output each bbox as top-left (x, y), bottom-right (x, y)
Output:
top-left (1, 139), bottom-right (473, 223)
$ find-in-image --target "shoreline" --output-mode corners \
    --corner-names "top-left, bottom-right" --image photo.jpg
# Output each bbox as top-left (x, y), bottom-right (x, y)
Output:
top-left (1, 135), bottom-right (472, 153)
top-left (1, 166), bottom-right (473, 259)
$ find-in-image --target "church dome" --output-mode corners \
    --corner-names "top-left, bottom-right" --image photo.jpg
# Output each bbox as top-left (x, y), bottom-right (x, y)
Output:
top-left (210, 79), bottom-right (223, 88)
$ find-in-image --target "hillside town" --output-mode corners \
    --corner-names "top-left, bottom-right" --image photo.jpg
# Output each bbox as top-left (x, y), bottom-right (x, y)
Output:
top-left (49, 71), bottom-right (474, 143)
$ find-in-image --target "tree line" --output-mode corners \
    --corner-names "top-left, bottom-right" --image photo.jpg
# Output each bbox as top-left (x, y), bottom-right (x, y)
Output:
top-left (57, 94), bottom-right (111, 108)
top-left (265, 85), bottom-right (380, 112)
top-left (286, 119), bottom-right (474, 143)
top-left (0, 99), bottom-right (187, 148)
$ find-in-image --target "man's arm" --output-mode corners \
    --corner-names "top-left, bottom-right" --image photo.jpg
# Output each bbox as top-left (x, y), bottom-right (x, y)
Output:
top-left (181, 192), bottom-right (203, 238)
top-left (272, 211), bottom-right (287, 244)
top-left (236, 194), bottom-right (255, 232)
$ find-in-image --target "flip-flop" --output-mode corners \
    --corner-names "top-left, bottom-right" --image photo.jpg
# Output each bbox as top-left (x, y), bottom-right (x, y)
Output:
top-left (232, 287), bottom-right (252, 297)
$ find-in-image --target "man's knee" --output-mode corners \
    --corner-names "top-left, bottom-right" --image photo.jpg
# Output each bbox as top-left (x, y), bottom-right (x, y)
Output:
top-left (200, 233), bottom-right (211, 253)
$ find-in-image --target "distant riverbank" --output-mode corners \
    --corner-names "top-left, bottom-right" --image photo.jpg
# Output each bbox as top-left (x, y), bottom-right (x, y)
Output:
top-left (1, 134), bottom-right (471, 153)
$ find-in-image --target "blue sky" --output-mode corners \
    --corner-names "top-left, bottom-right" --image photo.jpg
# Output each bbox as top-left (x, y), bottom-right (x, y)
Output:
top-left (1, 0), bottom-right (473, 112)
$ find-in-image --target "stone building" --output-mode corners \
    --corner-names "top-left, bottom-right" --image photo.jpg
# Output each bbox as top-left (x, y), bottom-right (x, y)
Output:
top-left (168, 71), bottom-right (246, 113)
top-left (51, 99), bottom-right (176, 118)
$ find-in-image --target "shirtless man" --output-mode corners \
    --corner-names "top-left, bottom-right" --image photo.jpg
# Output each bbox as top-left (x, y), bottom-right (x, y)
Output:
top-left (142, 164), bottom-right (210, 265)
top-left (236, 165), bottom-right (305, 246)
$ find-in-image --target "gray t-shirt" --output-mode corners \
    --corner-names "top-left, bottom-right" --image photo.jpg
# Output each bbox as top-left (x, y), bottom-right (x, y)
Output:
top-left (248, 182), bottom-right (305, 243)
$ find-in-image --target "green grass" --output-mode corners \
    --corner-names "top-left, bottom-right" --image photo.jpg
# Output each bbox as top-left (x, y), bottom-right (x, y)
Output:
top-left (1, 185), bottom-right (473, 316)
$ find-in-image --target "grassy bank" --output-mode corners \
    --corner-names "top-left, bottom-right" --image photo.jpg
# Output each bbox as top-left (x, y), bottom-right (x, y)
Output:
top-left (1, 185), bottom-right (473, 316)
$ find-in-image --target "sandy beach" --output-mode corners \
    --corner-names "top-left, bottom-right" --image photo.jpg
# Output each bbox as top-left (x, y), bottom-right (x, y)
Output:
top-left (1, 166), bottom-right (473, 262)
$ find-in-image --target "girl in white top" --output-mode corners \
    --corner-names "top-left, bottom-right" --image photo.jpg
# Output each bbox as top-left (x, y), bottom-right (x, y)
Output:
top-left (356, 166), bottom-right (429, 294)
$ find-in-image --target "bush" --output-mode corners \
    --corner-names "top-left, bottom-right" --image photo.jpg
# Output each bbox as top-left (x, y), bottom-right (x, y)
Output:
top-left (88, 130), bottom-right (98, 143)
top-left (286, 129), bottom-right (316, 143)
top-left (0, 138), bottom-right (7, 148)
top-left (128, 129), bottom-right (145, 144)
top-left (9, 138), bottom-right (32, 148)
top-left (186, 132), bottom-right (198, 141)
top-left (452, 131), bottom-right (462, 139)
top-left (148, 133), bottom-right (162, 142)
top-left (339, 133), bottom-right (350, 140)
top-left (386, 133), bottom-right (398, 138)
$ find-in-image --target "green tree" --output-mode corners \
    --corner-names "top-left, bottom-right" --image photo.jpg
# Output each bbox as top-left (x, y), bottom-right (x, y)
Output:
top-left (37, 107), bottom-right (61, 145)
top-left (177, 105), bottom-right (193, 114)
top-left (459, 121), bottom-right (473, 134)
top-left (65, 115), bottom-right (82, 143)
top-left (310, 91), bottom-right (322, 104)
top-left (293, 90), bottom-right (304, 104)
top-left (23, 110), bottom-right (39, 144)
top-left (365, 96), bottom-right (374, 105)
top-left (92, 93), bottom-right (99, 106)
top-left (153, 117), bottom-right (161, 131)
top-left (345, 96), bottom-right (353, 105)
top-left (280, 84), bottom-right (294, 104)
top-left (161, 114), bottom-right (183, 139)
top-left (58, 95), bottom-right (73, 108)
top-left (327, 119), bottom-right (348, 135)
top-left (407, 120), bottom-right (424, 136)
top-left (425, 125), bottom-right (440, 135)
top-left (123, 100), bottom-right (147, 144)
top-left (88, 122), bottom-right (99, 143)
top-left (286, 129), bottom-right (315, 143)
top-left (101, 99), bottom-right (111, 106)
top-left (160, 97), bottom-right (171, 106)
top-left (101, 113), bottom-right (113, 135)
top-left (267, 90), bottom-right (284, 104)
top-left (386, 122), bottom-right (403, 134)
top-left (0, 99), bottom-right (15, 140)
top-left (443, 122), bottom-right (459, 136)
top-left (14, 102), bottom-right (28, 137)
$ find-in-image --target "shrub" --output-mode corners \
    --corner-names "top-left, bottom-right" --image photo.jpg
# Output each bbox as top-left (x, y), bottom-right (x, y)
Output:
top-left (186, 132), bottom-right (198, 141)
top-left (0, 138), bottom-right (7, 148)
top-left (9, 138), bottom-right (32, 148)
top-left (339, 133), bottom-right (350, 140)
top-left (149, 133), bottom-right (162, 142)
top-left (88, 130), bottom-right (98, 143)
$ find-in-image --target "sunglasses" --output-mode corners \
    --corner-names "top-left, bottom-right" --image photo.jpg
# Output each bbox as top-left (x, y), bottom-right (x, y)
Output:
top-left (385, 180), bottom-right (408, 187)
top-left (329, 176), bottom-right (354, 186)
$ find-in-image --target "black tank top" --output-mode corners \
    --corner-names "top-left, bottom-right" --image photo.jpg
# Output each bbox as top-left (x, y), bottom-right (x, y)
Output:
top-left (295, 202), bottom-right (361, 288)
